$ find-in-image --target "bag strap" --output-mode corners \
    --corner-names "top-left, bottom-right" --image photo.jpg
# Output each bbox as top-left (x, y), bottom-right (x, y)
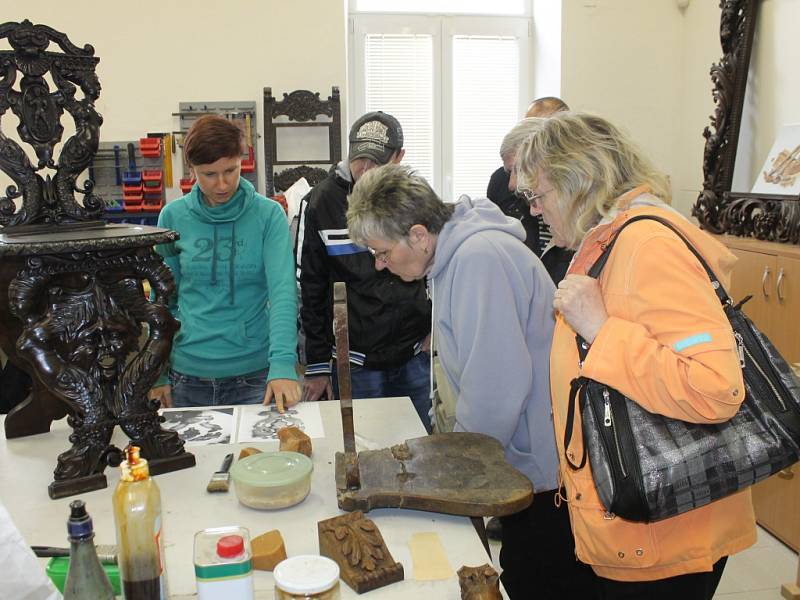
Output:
top-left (563, 214), bottom-right (732, 472)
top-left (563, 376), bottom-right (588, 470)
top-left (586, 214), bottom-right (732, 306)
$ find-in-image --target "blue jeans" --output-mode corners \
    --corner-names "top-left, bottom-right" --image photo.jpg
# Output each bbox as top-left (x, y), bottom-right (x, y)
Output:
top-left (170, 368), bottom-right (268, 407)
top-left (332, 352), bottom-right (432, 433)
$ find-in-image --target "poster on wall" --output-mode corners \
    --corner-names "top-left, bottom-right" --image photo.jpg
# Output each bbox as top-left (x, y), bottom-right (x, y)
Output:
top-left (751, 123), bottom-right (800, 196)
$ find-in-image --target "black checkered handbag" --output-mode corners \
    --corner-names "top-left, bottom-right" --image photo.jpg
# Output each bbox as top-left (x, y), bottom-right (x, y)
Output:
top-left (563, 215), bottom-right (800, 522)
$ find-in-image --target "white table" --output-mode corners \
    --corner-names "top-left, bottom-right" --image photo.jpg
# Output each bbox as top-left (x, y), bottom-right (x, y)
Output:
top-left (1, 398), bottom-right (502, 599)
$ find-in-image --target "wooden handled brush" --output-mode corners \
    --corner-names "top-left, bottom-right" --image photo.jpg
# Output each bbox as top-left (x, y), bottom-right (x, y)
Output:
top-left (206, 453), bottom-right (234, 493)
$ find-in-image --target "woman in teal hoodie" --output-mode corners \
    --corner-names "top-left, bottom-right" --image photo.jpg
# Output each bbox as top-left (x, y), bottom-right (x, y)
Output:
top-left (149, 115), bottom-right (299, 410)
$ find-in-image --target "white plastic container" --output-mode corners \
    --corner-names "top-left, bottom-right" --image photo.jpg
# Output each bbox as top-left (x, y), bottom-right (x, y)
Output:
top-left (274, 555), bottom-right (340, 600)
top-left (194, 526), bottom-right (254, 600)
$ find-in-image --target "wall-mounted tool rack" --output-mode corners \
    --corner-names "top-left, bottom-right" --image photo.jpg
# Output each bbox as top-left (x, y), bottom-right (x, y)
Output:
top-left (91, 138), bottom-right (166, 226)
top-left (174, 101), bottom-right (258, 194)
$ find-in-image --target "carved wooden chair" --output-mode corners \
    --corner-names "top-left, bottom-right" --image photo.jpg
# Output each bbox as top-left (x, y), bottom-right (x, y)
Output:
top-left (0, 20), bottom-right (194, 499)
top-left (263, 86), bottom-right (342, 196)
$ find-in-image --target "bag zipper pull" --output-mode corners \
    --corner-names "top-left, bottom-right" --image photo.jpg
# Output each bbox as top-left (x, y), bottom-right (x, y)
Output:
top-left (734, 332), bottom-right (745, 368)
top-left (603, 389), bottom-right (612, 427)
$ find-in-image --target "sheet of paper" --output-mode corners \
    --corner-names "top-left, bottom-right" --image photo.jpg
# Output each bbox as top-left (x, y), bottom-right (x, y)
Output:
top-left (409, 532), bottom-right (454, 581)
top-left (160, 406), bottom-right (238, 446)
top-left (236, 402), bottom-right (324, 443)
top-left (750, 122), bottom-right (800, 195)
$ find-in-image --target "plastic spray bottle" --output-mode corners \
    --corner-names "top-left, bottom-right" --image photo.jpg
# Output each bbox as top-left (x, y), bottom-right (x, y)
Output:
top-left (113, 445), bottom-right (168, 599)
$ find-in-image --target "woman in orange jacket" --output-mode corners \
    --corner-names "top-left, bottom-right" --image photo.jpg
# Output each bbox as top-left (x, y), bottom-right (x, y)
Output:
top-left (515, 112), bottom-right (757, 599)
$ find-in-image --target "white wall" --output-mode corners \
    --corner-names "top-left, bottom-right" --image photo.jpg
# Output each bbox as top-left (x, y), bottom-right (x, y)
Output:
top-left (1, 0), bottom-right (347, 197)
top-left (559, 0), bottom-right (687, 210)
top-left (573, 0), bottom-right (800, 219)
top-left (4, 2), bottom-right (797, 218)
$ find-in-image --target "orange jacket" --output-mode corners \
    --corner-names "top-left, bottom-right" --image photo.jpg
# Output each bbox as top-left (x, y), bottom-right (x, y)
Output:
top-left (550, 203), bottom-right (756, 582)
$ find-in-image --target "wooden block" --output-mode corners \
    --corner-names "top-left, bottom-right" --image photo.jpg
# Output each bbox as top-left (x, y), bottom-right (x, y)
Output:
top-left (457, 564), bottom-right (502, 600)
top-left (782, 583), bottom-right (800, 600)
top-left (238, 447), bottom-right (262, 460)
top-left (318, 511), bottom-right (404, 594)
top-left (251, 529), bottom-right (287, 571)
top-left (278, 426), bottom-right (312, 457)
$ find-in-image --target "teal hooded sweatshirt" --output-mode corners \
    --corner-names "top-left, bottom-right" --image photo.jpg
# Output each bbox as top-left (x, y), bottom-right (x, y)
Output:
top-left (156, 178), bottom-right (297, 382)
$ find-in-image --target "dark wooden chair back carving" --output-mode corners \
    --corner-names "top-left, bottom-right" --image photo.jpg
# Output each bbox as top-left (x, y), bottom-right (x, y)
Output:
top-left (0, 20), bottom-right (105, 231)
top-left (263, 86), bottom-right (342, 196)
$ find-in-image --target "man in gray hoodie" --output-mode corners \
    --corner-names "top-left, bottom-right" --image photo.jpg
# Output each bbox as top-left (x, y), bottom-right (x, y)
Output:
top-left (346, 164), bottom-right (598, 598)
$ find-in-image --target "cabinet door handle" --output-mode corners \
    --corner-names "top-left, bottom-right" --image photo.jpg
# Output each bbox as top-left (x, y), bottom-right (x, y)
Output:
top-left (776, 268), bottom-right (785, 302)
top-left (762, 266), bottom-right (771, 298)
top-left (777, 468), bottom-right (794, 480)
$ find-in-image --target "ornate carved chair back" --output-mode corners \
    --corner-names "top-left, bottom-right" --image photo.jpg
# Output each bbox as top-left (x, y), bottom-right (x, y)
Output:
top-left (0, 19), bottom-right (106, 232)
top-left (262, 86), bottom-right (342, 196)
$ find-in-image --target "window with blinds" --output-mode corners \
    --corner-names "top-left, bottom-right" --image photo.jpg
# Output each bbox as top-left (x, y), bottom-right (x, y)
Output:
top-left (351, 10), bottom-right (529, 200)
top-left (365, 34), bottom-right (434, 184)
top-left (452, 36), bottom-right (520, 199)
top-left (355, 0), bottom-right (525, 15)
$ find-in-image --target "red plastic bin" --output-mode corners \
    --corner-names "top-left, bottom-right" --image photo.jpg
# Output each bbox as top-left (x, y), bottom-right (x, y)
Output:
top-left (139, 138), bottom-right (161, 158)
top-left (180, 178), bottom-right (195, 194)
top-left (142, 169), bottom-right (163, 185)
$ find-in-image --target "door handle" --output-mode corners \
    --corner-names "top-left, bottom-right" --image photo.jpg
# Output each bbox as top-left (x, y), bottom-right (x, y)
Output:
top-left (762, 266), bottom-right (771, 298)
top-left (777, 468), bottom-right (794, 480)
top-left (776, 267), bottom-right (785, 302)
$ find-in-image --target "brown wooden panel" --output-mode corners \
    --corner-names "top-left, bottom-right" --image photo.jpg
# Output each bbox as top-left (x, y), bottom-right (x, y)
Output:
top-left (750, 464), bottom-right (800, 552)
top-left (728, 248), bottom-right (777, 334)
top-left (775, 255), bottom-right (800, 364)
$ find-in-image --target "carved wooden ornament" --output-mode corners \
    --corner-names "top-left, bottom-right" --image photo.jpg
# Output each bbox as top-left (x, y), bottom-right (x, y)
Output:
top-left (457, 564), bottom-right (503, 600)
top-left (318, 510), bottom-right (404, 594)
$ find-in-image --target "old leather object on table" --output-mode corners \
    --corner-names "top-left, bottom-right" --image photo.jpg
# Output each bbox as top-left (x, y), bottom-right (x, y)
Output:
top-left (335, 432), bottom-right (533, 516)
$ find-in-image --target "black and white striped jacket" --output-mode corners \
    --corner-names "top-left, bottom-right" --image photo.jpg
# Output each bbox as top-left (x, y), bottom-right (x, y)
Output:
top-left (295, 164), bottom-right (430, 375)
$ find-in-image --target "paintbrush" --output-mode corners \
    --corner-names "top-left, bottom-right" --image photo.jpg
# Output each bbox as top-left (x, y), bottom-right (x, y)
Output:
top-left (32, 545), bottom-right (118, 563)
top-left (206, 453), bottom-right (234, 493)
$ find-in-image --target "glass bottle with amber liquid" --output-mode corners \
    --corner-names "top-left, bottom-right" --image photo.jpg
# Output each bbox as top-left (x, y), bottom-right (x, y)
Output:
top-left (113, 445), bottom-right (168, 599)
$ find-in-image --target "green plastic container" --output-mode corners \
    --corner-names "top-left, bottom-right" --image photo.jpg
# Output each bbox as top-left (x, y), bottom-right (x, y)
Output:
top-left (46, 557), bottom-right (121, 596)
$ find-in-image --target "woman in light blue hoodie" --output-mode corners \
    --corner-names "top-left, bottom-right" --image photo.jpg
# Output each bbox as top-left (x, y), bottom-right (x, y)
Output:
top-left (346, 164), bottom-right (598, 599)
top-left (149, 115), bottom-right (299, 411)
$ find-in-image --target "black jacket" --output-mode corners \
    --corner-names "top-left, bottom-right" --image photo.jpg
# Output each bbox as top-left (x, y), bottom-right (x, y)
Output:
top-left (487, 166), bottom-right (543, 256)
top-left (297, 164), bottom-right (431, 375)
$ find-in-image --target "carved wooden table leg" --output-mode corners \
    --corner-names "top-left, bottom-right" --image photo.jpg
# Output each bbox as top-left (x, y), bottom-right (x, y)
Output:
top-left (0, 258), bottom-right (67, 438)
top-left (1, 240), bottom-right (196, 499)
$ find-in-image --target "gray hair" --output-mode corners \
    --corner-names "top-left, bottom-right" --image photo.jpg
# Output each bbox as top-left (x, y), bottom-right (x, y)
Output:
top-left (347, 164), bottom-right (454, 245)
top-left (499, 117), bottom-right (546, 159)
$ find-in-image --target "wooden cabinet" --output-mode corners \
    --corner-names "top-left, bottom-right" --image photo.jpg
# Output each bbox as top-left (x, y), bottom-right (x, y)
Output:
top-left (716, 235), bottom-right (800, 552)
top-left (718, 235), bottom-right (800, 365)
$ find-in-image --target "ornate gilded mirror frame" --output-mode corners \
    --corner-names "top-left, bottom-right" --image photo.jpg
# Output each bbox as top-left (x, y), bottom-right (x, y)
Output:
top-left (693, 0), bottom-right (800, 244)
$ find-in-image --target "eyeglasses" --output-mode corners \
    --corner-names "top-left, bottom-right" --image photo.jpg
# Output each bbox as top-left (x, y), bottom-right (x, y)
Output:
top-left (517, 187), bottom-right (553, 208)
top-left (367, 241), bottom-right (400, 264)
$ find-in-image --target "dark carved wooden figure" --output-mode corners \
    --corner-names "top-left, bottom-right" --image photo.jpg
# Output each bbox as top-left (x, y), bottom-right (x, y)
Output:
top-left (0, 20), bottom-right (195, 499)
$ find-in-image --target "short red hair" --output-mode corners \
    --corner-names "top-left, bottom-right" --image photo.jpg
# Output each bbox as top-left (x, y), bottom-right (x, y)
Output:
top-left (183, 114), bottom-right (243, 166)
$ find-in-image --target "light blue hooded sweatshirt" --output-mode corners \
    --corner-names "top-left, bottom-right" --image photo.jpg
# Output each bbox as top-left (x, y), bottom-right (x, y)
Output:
top-left (430, 196), bottom-right (559, 492)
top-left (156, 178), bottom-right (297, 382)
